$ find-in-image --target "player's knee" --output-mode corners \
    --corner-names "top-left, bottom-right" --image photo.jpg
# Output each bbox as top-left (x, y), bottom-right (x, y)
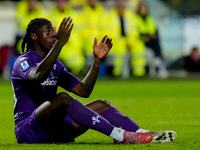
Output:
top-left (96, 99), bottom-right (112, 107)
top-left (56, 92), bottom-right (74, 106)
top-left (102, 100), bottom-right (112, 105)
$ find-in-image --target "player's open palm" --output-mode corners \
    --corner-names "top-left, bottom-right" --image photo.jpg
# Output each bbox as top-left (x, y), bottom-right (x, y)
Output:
top-left (56, 17), bottom-right (73, 46)
top-left (93, 35), bottom-right (113, 60)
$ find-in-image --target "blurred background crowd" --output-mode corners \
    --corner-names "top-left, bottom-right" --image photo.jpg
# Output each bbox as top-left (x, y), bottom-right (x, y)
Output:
top-left (1, 0), bottom-right (200, 80)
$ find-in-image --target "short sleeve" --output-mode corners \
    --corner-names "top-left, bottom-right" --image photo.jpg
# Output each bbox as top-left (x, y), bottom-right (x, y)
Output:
top-left (12, 56), bottom-right (37, 80)
top-left (56, 60), bottom-right (80, 91)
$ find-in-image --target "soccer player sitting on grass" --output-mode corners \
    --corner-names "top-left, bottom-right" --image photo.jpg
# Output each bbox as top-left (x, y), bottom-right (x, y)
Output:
top-left (11, 17), bottom-right (176, 144)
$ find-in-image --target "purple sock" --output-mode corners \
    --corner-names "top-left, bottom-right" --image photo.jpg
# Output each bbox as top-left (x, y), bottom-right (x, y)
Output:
top-left (64, 115), bottom-right (72, 125)
top-left (101, 107), bottom-right (140, 132)
top-left (67, 100), bottom-right (114, 136)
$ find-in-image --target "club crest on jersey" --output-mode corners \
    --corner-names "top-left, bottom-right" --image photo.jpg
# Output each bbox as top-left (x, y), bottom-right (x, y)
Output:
top-left (21, 61), bottom-right (29, 70)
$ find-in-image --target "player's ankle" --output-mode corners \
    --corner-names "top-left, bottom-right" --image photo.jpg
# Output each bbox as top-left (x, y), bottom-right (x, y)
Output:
top-left (109, 127), bottom-right (124, 142)
top-left (136, 128), bottom-right (149, 133)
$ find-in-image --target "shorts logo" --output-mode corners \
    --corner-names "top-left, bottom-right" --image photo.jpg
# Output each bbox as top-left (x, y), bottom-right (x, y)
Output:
top-left (92, 115), bottom-right (100, 125)
top-left (21, 61), bottom-right (29, 70)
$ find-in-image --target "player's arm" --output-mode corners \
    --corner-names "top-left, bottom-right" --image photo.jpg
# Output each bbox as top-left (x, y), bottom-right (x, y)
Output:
top-left (71, 35), bottom-right (113, 98)
top-left (28, 17), bottom-right (73, 83)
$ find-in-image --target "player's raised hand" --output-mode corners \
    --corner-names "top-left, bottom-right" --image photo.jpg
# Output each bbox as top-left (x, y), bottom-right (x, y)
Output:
top-left (93, 35), bottom-right (113, 60)
top-left (56, 17), bottom-right (73, 46)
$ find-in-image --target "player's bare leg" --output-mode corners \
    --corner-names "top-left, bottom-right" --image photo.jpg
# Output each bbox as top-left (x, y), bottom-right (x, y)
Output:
top-left (36, 94), bottom-right (153, 144)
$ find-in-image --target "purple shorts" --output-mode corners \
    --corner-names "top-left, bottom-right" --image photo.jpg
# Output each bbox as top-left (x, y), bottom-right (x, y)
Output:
top-left (14, 110), bottom-right (75, 144)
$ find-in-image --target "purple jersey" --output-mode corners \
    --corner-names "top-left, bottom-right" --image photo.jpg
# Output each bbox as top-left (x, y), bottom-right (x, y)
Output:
top-left (11, 49), bottom-right (80, 124)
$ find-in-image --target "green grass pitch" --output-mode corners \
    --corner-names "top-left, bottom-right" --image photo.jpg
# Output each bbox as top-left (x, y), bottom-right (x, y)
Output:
top-left (0, 78), bottom-right (199, 149)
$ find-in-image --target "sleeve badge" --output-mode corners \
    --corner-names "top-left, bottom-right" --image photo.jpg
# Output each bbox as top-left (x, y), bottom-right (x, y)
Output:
top-left (21, 61), bottom-right (30, 70)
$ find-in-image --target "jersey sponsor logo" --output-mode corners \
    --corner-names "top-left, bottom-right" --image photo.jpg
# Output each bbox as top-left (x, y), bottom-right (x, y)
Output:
top-left (92, 115), bottom-right (100, 125)
top-left (21, 61), bottom-right (29, 70)
top-left (40, 77), bottom-right (58, 86)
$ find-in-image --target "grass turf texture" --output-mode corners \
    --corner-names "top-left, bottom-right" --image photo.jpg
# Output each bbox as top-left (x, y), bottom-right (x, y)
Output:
top-left (0, 78), bottom-right (199, 149)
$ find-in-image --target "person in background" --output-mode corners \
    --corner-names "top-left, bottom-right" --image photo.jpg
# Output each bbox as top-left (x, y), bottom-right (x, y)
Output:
top-left (48, 0), bottom-right (85, 75)
top-left (135, 2), bottom-right (169, 79)
top-left (183, 47), bottom-right (200, 73)
top-left (14, 0), bottom-right (47, 55)
top-left (79, 0), bottom-right (112, 75)
top-left (108, 0), bottom-right (146, 77)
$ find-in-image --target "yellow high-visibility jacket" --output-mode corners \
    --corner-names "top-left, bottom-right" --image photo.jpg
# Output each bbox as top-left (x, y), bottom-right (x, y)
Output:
top-left (108, 8), bottom-right (146, 76)
top-left (15, 0), bottom-right (47, 34)
top-left (79, 3), bottom-right (109, 55)
top-left (48, 5), bottom-right (85, 75)
top-left (135, 14), bottom-right (157, 41)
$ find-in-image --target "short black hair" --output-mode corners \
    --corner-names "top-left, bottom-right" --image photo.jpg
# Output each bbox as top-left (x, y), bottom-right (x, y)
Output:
top-left (21, 18), bottom-right (51, 53)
